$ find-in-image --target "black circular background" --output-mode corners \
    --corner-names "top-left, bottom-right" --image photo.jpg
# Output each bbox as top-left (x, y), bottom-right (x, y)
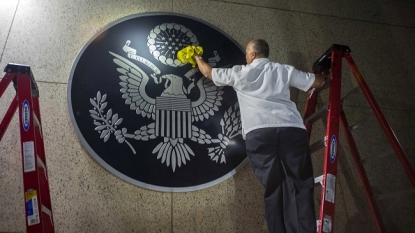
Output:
top-left (68, 13), bottom-right (247, 191)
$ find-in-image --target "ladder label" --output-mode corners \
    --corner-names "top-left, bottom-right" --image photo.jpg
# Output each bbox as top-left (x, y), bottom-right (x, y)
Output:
top-left (322, 214), bottom-right (332, 233)
top-left (22, 99), bottom-right (30, 131)
top-left (325, 173), bottom-right (336, 203)
top-left (25, 189), bottom-right (40, 226)
top-left (23, 141), bottom-right (36, 172)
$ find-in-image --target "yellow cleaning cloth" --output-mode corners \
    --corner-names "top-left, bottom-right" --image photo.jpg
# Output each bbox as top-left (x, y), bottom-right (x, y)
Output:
top-left (177, 46), bottom-right (203, 67)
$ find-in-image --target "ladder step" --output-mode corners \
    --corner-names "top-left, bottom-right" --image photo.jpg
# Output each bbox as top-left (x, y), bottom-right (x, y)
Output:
top-left (316, 220), bottom-right (320, 232)
top-left (315, 175), bottom-right (324, 186)
top-left (33, 113), bottom-right (43, 139)
top-left (33, 113), bottom-right (41, 128)
top-left (341, 86), bottom-right (361, 103)
top-left (304, 105), bottom-right (328, 125)
top-left (41, 205), bottom-right (52, 217)
top-left (41, 204), bottom-right (54, 226)
top-left (36, 155), bottom-right (48, 180)
top-left (361, 149), bottom-right (395, 165)
top-left (310, 137), bottom-right (326, 153)
top-left (348, 115), bottom-right (374, 131)
top-left (375, 188), bottom-right (415, 200)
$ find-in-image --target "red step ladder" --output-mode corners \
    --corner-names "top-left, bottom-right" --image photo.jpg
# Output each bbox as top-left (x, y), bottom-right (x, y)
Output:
top-left (303, 45), bottom-right (415, 233)
top-left (0, 63), bottom-right (55, 233)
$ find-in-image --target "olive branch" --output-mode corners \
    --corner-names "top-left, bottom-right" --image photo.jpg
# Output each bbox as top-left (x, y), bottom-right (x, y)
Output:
top-left (193, 102), bottom-right (242, 163)
top-left (89, 91), bottom-right (136, 154)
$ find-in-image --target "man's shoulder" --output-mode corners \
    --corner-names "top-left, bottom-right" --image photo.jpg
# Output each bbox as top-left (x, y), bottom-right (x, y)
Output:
top-left (257, 60), bottom-right (286, 71)
top-left (254, 58), bottom-right (285, 68)
top-left (212, 64), bottom-right (245, 77)
top-left (230, 64), bottom-right (246, 72)
top-left (268, 62), bottom-right (295, 71)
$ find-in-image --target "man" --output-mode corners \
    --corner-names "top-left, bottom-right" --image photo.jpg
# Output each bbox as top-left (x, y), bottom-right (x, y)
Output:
top-left (193, 39), bottom-right (326, 233)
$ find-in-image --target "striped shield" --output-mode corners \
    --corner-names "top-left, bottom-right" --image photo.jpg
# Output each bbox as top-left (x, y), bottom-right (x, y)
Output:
top-left (155, 96), bottom-right (192, 139)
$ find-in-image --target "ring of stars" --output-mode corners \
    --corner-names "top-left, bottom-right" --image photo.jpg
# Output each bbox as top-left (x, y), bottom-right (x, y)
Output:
top-left (147, 23), bottom-right (199, 67)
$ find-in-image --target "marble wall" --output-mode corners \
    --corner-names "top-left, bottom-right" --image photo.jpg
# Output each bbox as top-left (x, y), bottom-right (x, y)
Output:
top-left (1, 0), bottom-right (414, 232)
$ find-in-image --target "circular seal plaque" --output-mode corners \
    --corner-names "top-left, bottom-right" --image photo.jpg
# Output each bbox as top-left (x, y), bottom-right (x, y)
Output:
top-left (68, 13), bottom-right (247, 192)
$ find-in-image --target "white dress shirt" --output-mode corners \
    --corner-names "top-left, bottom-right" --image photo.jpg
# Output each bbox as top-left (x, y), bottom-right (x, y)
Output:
top-left (211, 58), bottom-right (315, 139)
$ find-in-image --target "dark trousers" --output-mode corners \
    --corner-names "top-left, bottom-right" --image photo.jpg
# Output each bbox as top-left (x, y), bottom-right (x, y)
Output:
top-left (245, 127), bottom-right (316, 233)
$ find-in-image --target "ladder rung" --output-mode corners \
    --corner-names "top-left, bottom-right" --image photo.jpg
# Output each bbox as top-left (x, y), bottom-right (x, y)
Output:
top-left (341, 86), bottom-right (361, 103)
top-left (314, 175), bottom-right (324, 186)
top-left (42, 204), bottom-right (54, 226)
top-left (316, 220), bottom-right (320, 232)
top-left (310, 137), bottom-right (326, 153)
top-left (33, 113), bottom-right (43, 138)
top-left (361, 149), bottom-right (395, 165)
top-left (348, 115), bottom-right (374, 131)
top-left (41, 205), bottom-right (52, 216)
top-left (33, 113), bottom-right (41, 128)
top-left (37, 155), bottom-right (48, 180)
top-left (375, 188), bottom-right (415, 200)
top-left (304, 105), bottom-right (328, 125)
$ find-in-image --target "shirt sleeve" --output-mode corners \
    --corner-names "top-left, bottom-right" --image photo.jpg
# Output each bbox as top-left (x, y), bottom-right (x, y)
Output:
top-left (211, 66), bottom-right (242, 87)
top-left (288, 66), bottom-right (315, 91)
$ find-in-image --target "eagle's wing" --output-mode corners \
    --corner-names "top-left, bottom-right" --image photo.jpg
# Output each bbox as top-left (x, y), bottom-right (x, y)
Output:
top-left (109, 51), bottom-right (156, 120)
top-left (191, 77), bottom-right (223, 122)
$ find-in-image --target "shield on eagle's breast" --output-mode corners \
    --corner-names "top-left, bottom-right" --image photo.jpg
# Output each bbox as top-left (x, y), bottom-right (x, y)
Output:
top-left (68, 13), bottom-right (247, 192)
top-left (155, 96), bottom-right (192, 139)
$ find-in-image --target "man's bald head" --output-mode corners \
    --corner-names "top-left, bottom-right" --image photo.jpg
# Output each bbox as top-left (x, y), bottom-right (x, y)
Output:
top-left (249, 39), bottom-right (269, 58)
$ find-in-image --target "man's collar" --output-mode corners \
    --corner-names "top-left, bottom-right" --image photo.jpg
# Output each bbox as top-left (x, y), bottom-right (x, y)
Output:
top-left (250, 58), bottom-right (269, 65)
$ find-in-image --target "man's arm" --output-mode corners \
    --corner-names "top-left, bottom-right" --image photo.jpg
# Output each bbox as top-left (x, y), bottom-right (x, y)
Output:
top-left (193, 54), bottom-right (213, 80)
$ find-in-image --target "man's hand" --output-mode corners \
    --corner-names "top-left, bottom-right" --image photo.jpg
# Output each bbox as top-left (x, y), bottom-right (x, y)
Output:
top-left (311, 71), bottom-right (330, 89)
top-left (311, 74), bottom-right (325, 88)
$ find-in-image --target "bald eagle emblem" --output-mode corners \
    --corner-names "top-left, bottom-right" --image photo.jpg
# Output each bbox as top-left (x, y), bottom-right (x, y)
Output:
top-left (89, 23), bottom-right (241, 172)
